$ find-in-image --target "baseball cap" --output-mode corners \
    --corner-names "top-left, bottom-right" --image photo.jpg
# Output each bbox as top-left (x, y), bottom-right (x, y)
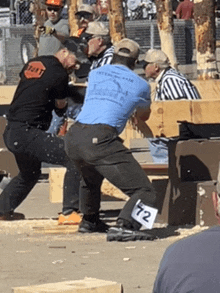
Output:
top-left (142, 49), bottom-right (169, 67)
top-left (114, 38), bottom-right (140, 59)
top-left (45, 0), bottom-right (64, 7)
top-left (85, 21), bottom-right (109, 36)
top-left (75, 4), bottom-right (94, 15)
top-left (63, 37), bottom-right (89, 63)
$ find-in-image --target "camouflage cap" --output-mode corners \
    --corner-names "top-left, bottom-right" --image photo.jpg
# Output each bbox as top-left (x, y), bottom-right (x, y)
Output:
top-left (75, 4), bottom-right (94, 15)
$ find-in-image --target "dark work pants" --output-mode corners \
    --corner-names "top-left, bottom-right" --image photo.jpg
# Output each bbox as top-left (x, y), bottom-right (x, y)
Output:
top-left (0, 121), bottom-right (80, 216)
top-left (65, 123), bottom-right (157, 230)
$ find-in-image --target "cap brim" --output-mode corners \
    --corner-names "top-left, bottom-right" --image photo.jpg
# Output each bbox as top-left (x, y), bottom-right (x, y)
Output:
top-left (139, 60), bottom-right (148, 69)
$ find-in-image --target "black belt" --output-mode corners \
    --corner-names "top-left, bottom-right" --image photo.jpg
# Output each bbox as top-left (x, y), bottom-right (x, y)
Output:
top-left (75, 121), bottom-right (117, 131)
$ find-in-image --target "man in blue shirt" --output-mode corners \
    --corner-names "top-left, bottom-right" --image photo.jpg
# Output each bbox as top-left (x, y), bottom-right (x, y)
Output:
top-left (65, 38), bottom-right (158, 241)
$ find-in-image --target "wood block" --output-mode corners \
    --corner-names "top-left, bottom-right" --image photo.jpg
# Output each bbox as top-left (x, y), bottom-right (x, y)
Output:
top-left (144, 101), bottom-right (164, 137)
top-left (49, 167), bottom-right (66, 203)
top-left (192, 100), bottom-right (220, 124)
top-left (49, 169), bottom-right (129, 203)
top-left (101, 179), bottom-right (128, 201)
top-left (12, 277), bottom-right (123, 293)
top-left (196, 181), bottom-right (217, 227)
top-left (0, 85), bottom-right (16, 105)
top-left (0, 149), bottom-right (19, 177)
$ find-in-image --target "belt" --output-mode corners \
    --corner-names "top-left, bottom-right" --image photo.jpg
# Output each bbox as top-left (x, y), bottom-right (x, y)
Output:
top-left (75, 122), bottom-right (117, 132)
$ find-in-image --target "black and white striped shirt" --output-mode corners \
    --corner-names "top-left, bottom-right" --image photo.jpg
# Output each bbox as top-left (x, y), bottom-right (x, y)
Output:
top-left (90, 45), bottom-right (114, 71)
top-left (155, 67), bottom-right (201, 101)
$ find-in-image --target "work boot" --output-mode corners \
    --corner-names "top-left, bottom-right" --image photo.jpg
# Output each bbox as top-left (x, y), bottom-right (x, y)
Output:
top-left (107, 219), bottom-right (156, 242)
top-left (0, 211), bottom-right (25, 221)
top-left (107, 226), bottom-right (156, 242)
top-left (58, 211), bottom-right (82, 225)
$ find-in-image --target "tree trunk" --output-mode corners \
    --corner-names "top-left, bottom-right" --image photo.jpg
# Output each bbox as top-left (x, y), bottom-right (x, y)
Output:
top-left (155, 0), bottom-right (178, 69)
top-left (194, 0), bottom-right (218, 79)
top-left (108, 0), bottom-right (126, 43)
top-left (68, 0), bottom-right (79, 37)
top-left (33, 0), bottom-right (47, 57)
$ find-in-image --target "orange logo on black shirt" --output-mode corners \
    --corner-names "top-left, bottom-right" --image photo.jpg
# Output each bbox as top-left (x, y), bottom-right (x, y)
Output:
top-left (24, 61), bottom-right (46, 79)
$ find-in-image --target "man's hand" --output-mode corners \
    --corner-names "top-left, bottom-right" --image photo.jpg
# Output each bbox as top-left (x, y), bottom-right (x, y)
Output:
top-left (38, 26), bottom-right (56, 35)
top-left (132, 108), bottom-right (151, 125)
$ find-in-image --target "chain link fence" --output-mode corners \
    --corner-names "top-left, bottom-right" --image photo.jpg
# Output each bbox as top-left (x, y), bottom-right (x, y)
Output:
top-left (0, 1), bottom-right (220, 84)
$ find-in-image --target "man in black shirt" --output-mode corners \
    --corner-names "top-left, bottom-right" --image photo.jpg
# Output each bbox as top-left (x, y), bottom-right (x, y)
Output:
top-left (0, 38), bottom-right (82, 222)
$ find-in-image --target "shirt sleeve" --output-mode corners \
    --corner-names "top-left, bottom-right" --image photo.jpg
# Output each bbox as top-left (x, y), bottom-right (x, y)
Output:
top-left (49, 72), bottom-right (69, 101)
top-left (161, 77), bottom-right (201, 100)
top-left (136, 84), bottom-right (151, 109)
top-left (59, 20), bottom-right (69, 36)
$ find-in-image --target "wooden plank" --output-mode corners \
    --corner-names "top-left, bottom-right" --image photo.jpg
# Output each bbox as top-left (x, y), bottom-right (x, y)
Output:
top-left (13, 278), bottom-right (123, 293)
top-left (192, 99), bottom-right (220, 124)
top-left (141, 164), bottom-right (168, 176)
top-left (32, 224), bottom-right (79, 234)
top-left (0, 85), bottom-right (16, 105)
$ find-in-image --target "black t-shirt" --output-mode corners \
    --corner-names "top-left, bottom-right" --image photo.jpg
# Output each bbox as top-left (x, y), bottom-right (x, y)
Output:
top-left (7, 56), bottom-right (68, 130)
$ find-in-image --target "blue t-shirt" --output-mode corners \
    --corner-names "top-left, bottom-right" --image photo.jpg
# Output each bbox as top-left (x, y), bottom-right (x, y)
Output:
top-left (76, 64), bottom-right (151, 134)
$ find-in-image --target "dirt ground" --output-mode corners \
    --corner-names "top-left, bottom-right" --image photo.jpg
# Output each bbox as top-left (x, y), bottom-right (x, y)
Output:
top-left (0, 181), bottom-right (209, 293)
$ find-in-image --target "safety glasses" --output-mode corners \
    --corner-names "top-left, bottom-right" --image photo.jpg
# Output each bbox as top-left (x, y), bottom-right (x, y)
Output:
top-left (46, 6), bottom-right (61, 12)
top-left (76, 12), bottom-right (92, 20)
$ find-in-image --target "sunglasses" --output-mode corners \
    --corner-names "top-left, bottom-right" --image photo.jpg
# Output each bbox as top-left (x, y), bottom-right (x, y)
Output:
top-left (76, 12), bottom-right (92, 20)
top-left (46, 7), bottom-right (61, 12)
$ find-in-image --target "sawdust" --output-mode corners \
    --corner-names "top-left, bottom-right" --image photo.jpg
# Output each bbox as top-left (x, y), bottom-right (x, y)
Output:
top-left (0, 219), bottom-right (210, 244)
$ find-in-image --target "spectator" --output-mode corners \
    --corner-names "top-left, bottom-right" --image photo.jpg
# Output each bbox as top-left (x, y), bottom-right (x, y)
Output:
top-left (84, 21), bottom-right (114, 70)
top-left (65, 38), bottom-right (158, 241)
top-left (15, 0), bottom-right (33, 24)
top-left (153, 174), bottom-right (220, 292)
top-left (176, 0), bottom-right (194, 20)
top-left (38, 0), bottom-right (69, 56)
top-left (172, 0), bottom-right (179, 18)
top-left (75, 4), bottom-right (96, 36)
top-left (142, 49), bottom-right (200, 163)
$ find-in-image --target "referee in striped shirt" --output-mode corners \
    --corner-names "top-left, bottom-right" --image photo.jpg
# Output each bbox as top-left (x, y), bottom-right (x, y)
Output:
top-left (83, 21), bottom-right (114, 70)
top-left (143, 49), bottom-right (201, 101)
top-left (142, 49), bottom-right (201, 163)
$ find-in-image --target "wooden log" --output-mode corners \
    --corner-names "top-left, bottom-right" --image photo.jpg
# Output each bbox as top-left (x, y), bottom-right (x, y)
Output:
top-left (108, 0), bottom-right (126, 43)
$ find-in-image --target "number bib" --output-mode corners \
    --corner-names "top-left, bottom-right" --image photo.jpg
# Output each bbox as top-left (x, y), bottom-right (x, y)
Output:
top-left (131, 200), bottom-right (158, 229)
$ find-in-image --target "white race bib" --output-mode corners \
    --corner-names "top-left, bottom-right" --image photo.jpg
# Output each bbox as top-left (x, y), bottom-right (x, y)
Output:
top-left (131, 200), bottom-right (158, 229)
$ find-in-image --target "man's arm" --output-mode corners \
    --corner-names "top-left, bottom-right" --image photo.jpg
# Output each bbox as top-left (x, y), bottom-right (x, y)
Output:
top-left (135, 107), bottom-right (151, 122)
top-left (53, 29), bottom-right (69, 43)
top-left (39, 22), bottom-right (69, 44)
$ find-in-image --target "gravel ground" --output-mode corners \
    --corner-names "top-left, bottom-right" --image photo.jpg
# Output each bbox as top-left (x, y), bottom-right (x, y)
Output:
top-left (0, 181), bottom-right (210, 293)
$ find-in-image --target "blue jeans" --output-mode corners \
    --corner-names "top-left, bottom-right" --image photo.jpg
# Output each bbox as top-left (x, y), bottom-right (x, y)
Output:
top-left (148, 138), bottom-right (169, 164)
top-left (47, 103), bottom-right (83, 135)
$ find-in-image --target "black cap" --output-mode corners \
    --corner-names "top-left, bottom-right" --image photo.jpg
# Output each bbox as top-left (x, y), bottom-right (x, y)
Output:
top-left (63, 36), bottom-right (89, 63)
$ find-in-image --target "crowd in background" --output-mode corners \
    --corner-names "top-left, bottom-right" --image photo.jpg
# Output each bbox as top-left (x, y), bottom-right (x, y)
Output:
top-left (0, 0), bottom-right (200, 24)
